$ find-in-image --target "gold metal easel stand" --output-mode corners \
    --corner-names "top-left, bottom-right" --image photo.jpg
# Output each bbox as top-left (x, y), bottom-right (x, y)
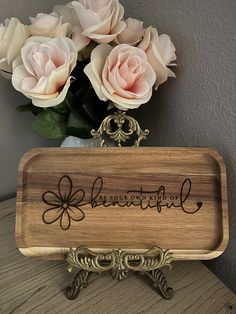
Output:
top-left (65, 111), bottom-right (174, 301)
top-left (66, 247), bottom-right (174, 300)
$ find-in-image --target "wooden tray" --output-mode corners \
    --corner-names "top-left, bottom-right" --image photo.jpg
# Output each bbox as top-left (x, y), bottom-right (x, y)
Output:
top-left (16, 147), bottom-right (228, 260)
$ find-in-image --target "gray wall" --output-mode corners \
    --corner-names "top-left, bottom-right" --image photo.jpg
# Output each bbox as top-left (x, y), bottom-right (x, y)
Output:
top-left (0, 0), bottom-right (235, 292)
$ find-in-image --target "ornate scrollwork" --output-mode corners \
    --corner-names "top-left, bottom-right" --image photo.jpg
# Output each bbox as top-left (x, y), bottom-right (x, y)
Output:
top-left (66, 270), bottom-right (91, 300)
top-left (66, 246), bottom-right (174, 300)
top-left (91, 110), bottom-right (149, 147)
top-left (144, 269), bottom-right (174, 299)
top-left (67, 246), bottom-right (173, 280)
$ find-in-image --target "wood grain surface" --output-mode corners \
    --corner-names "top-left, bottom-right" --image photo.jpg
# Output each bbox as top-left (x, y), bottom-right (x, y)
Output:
top-left (16, 147), bottom-right (228, 260)
top-left (1, 199), bottom-right (236, 314)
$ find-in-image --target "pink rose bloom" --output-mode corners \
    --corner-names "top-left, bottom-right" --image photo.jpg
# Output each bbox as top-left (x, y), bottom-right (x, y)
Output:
top-left (29, 13), bottom-right (72, 37)
top-left (53, 5), bottom-right (90, 52)
top-left (12, 37), bottom-right (78, 107)
top-left (139, 27), bottom-right (177, 89)
top-left (117, 18), bottom-right (145, 46)
top-left (68, 0), bottom-right (126, 45)
top-left (84, 44), bottom-right (156, 110)
top-left (0, 18), bottom-right (30, 76)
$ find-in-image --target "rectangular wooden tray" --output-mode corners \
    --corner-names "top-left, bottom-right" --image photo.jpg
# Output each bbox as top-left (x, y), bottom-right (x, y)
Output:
top-left (16, 147), bottom-right (228, 260)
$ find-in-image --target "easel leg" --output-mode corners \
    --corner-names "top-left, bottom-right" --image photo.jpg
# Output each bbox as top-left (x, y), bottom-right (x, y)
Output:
top-left (143, 269), bottom-right (174, 300)
top-left (66, 270), bottom-right (91, 300)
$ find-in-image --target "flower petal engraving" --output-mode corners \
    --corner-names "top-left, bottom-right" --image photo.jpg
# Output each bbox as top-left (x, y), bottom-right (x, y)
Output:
top-left (68, 189), bottom-right (85, 205)
top-left (42, 191), bottom-right (62, 206)
top-left (60, 210), bottom-right (71, 230)
top-left (42, 206), bottom-right (63, 224)
top-left (68, 206), bottom-right (85, 222)
top-left (42, 175), bottom-right (86, 230)
top-left (58, 175), bottom-right (73, 201)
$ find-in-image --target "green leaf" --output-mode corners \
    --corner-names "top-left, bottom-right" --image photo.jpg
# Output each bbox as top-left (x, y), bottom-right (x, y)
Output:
top-left (66, 111), bottom-right (95, 139)
top-left (73, 87), bottom-right (109, 126)
top-left (32, 109), bottom-right (67, 140)
top-left (51, 91), bottom-right (75, 115)
top-left (77, 41), bottom-right (97, 61)
top-left (17, 103), bottom-right (43, 116)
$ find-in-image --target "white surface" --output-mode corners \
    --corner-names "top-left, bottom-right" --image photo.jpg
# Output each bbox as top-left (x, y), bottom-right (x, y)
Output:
top-left (61, 136), bottom-right (100, 147)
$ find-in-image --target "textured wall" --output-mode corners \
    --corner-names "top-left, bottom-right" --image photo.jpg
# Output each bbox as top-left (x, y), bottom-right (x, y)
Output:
top-left (0, 0), bottom-right (235, 291)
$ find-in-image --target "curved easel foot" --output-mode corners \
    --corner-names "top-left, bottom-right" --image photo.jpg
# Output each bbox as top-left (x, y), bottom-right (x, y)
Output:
top-left (144, 269), bottom-right (174, 300)
top-left (66, 270), bottom-right (91, 300)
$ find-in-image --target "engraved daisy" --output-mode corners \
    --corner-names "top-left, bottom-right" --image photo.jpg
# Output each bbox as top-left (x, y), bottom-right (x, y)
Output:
top-left (42, 175), bottom-right (85, 230)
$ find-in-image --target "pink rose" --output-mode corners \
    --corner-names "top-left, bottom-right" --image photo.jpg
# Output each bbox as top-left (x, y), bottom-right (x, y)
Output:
top-left (53, 4), bottom-right (91, 52)
top-left (12, 37), bottom-right (77, 107)
top-left (71, 25), bottom-right (91, 52)
top-left (117, 18), bottom-right (145, 45)
top-left (84, 44), bottom-right (156, 110)
top-left (139, 27), bottom-right (177, 89)
top-left (68, 0), bottom-right (126, 45)
top-left (29, 13), bottom-right (72, 37)
top-left (0, 18), bottom-right (30, 76)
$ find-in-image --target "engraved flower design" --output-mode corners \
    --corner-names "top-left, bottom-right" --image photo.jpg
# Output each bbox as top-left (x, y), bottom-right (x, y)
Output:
top-left (42, 175), bottom-right (85, 230)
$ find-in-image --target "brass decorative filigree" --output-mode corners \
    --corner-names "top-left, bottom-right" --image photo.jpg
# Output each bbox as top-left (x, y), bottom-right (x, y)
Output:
top-left (66, 246), bottom-right (174, 300)
top-left (91, 110), bottom-right (149, 147)
top-left (67, 246), bottom-right (173, 276)
top-left (65, 111), bottom-right (175, 301)
top-left (144, 269), bottom-right (174, 299)
top-left (66, 270), bottom-right (91, 300)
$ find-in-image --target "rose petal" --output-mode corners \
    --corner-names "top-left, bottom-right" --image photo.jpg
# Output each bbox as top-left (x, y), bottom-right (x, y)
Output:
top-left (70, 0), bottom-right (125, 44)
top-left (84, 63), bottom-right (108, 101)
top-left (139, 27), bottom-right (176, 88)
top-left (110, 1), bottom-right (124, 30)
top-left (101, 84), bottom-right (153, 110)
top-left (87, 32), bottom-right (118, 44)
top-left (51, 23), bottom-right (72, 37)
top-left (84, 44), bottom-right (112, 101)
top-left (32, 76), bottom-right (72, 107)
top-left (72, 25), bottom-right (91, 52)
top-left (30, 14), bottom-right (59, 36)
top-left (29, 76), bottom-right (48, 94)
top-left (116, 2), bottom-right (125, 26)
top-left (21, 42), bottom-right (38, 77)
top-left (46, 66), bottom-right (69, 94)
top-left (12, 62), bottom-right (32, 93)
top-left (117, 18), bottom-right (145, 45)
top-left (143, 62), bottom-right (157, 87)
top-left (82, 13), bottom-right (113, 36)
top-left (104, 65), bottom-right (130, 98)
top-left (54, 5), bottom-right (80, 25)
top-left (72, 2), bottom-right (101, 30)
top-left (146, 43), bottom-right (169, 88)
top-left (158, 34), bottom-right (177, 65)
top-left (138, 26), bottom-right (152, 51)
top-left (119, 56), bottom-right (141, 87)
top-left (6, 18), bottom-right (30, 71)
top-left (21, 76), bottom-right (38, 92)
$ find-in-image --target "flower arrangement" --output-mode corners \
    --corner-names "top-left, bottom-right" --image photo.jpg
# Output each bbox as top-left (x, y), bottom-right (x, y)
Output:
top-left (0, 0), bottom-right (176, 140)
